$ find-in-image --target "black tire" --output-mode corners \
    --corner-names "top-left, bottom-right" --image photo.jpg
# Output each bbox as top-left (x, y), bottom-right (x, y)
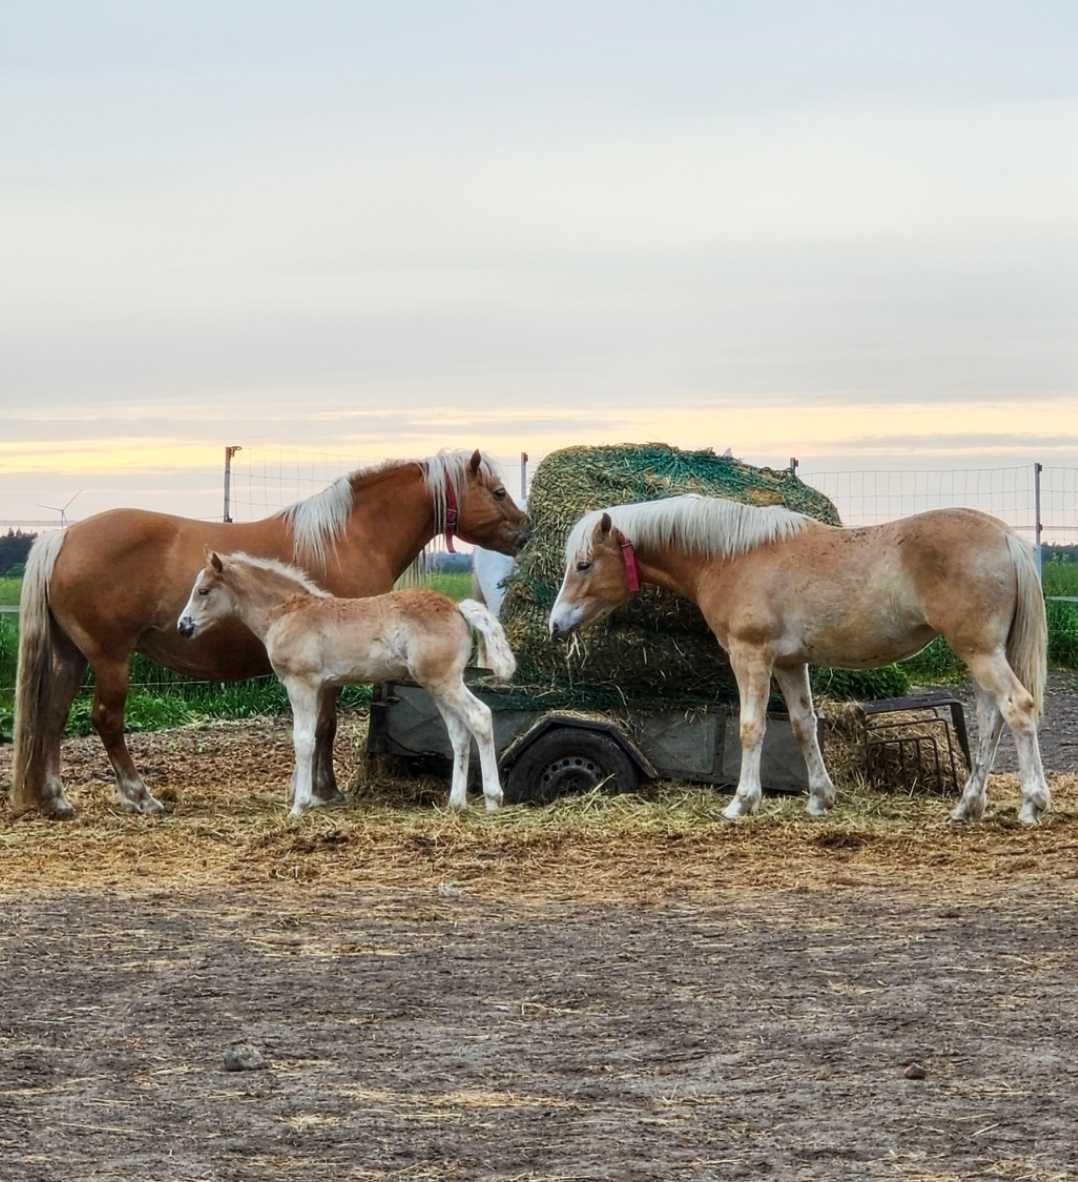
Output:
top-left (504, 728), bottom-right (640, 805)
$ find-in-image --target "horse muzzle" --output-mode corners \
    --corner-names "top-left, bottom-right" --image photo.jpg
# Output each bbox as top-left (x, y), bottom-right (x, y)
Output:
top-left (177, 617), bottom-right (197, 639)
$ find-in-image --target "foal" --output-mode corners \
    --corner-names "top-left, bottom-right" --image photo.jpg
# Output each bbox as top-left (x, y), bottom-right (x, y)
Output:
top-left (178, 552), bottom-right (515, 817)
top-left (549, 497), bottom-right (1050, 825)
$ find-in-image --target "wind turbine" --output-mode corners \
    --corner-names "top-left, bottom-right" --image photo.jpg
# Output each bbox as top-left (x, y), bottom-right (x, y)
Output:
top-left (39, 491), bottom-right (83, 529)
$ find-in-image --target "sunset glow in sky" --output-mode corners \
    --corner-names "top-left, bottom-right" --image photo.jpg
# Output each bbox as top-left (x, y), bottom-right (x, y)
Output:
top-left (4, 2), bottom-right (1076, 524)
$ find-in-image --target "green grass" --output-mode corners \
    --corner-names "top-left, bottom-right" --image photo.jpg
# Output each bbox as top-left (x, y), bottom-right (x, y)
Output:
top-left (0, 578), bottom-right (21, 607)
top-left (415, 571), bottom-right (473, 600)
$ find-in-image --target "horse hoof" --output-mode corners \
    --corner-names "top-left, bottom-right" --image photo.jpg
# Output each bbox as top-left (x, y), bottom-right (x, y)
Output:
top-left (42, 798), bottom-right (76, 821)
top-left (721, 803), bottom-right (744, 821)
top-left (484, 796), bottom-right (503, 813)
top-left (1017, 805), bottom-right (1043, 826)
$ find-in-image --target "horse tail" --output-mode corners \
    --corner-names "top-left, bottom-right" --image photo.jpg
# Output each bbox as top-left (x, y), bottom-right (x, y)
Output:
top-left (1005, 531), bottom-right (1047, 719)
top-left (11, 529), bottom-right (69, 814)
top-left (456, 598), bottom-right (516, 683)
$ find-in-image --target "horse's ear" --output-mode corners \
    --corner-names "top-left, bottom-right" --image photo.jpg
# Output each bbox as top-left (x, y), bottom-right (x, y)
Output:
top-left (209, 551), bottom-right (223, 573)
top-left (469, 449), bottom-right (482, 475)
top-left (599, 512), bottom-right (612, 535)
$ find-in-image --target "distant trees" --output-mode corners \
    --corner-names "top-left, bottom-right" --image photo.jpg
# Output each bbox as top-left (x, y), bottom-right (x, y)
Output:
top-left (0, 529), bottom-right (36, 575)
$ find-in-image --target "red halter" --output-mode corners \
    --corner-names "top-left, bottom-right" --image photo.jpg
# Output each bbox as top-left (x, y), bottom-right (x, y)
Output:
top-left (614, 529), bottom-right (641, 593)
top-left (444, 476), bottom-right (459, 553)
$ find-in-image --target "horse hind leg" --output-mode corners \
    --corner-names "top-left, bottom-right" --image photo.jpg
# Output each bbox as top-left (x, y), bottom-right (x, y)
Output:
top-left (37, 630), bottom-right (87, 819)
top-left (773, 665), bottom-right (835, 817)
top-left (961, 650), bottom-right (1049, 825)
top-left (432, 697), bottom-right (471, 810)
top-left (950, 683), bottom-right (1005, 823)
top-left (440, 684), bottom-right (502, 812)
top-left (89, 654), bottom-right (164, 815)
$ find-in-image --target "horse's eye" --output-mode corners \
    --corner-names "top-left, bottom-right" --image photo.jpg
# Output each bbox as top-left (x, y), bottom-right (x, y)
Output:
top-left (493, 488), bottom-right (507, 500)
top-left (197, 588), bottom-right (210, 596)
top-left (576, 560), bottom-right (592, 573)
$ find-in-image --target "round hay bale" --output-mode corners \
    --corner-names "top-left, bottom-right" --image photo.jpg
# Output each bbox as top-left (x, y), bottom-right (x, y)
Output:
top-left (502, 443), bottom-right (865, 705)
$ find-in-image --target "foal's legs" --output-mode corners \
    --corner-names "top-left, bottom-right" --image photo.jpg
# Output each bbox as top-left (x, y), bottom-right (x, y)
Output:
top-left (773, 664), bottom-right (835, 817)
top-left (722, 645), bottom-right (774, 821)
top-left (284, 679), bottom-right (320, 818)
top-left (89, 653), bottom-right (164, 814)
top-left (311, 686), bottom-right (346, 806)
top-left (439, 683), bottom-right (503, 811)
top-left (950, 683), bottom-right (1005, 823)
top-left (958, 652), bottom-right (1049, 824)
top-left (432, 698), bottom-right (472, 810)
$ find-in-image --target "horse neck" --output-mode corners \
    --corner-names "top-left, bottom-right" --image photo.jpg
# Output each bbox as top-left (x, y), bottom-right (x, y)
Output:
top-left (338, 465), bottom-right (436, 588)
top-left (634, 541), bottom-right (707, 601)
top-left (225, 569), bottom-right (307, 638)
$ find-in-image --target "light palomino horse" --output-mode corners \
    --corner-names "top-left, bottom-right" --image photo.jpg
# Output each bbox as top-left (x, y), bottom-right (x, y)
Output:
top-left (12, 449), bottom-right (528, 819)
top-left (548, 496), bottom-right (1049, 825)
top-left (178, 552), bottom-right (515, 817)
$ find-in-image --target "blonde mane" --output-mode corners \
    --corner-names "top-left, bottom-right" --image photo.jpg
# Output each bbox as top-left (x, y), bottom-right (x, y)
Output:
top-left (565, 495), bottom-right (810, 562)
top-left (222, 552), bottom-right (331, 598)
top-left (279, 449), bottom-right (498, 569)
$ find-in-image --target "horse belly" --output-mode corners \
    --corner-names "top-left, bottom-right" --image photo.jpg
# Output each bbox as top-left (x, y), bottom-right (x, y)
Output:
top-left (325, 638), bottom-right (408, 686)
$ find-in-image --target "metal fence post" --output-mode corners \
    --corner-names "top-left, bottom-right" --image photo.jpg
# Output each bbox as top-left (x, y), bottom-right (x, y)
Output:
top-left (223, 445), bottom-right (242, 523)
top-left (520, 451), bottom-right (529, 500)
top-left (1034, 461), bottom-right (1043, 581)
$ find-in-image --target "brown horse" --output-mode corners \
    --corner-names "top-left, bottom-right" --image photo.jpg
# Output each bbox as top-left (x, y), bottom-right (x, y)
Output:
top-left (12, 449), bottom-right (528, 819)
top-left (548, 495), bottom-right (1049, 825)
top-left (177, 553), bottom-right (516, 817)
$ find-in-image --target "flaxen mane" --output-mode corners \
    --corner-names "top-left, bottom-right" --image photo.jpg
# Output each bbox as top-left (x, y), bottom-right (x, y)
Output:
top-left (566, 495), bottom-right (810, 562)
top-left (280, 449), bottom-right (497, 569)
top-left (222, 553), bottom-right (331, 598)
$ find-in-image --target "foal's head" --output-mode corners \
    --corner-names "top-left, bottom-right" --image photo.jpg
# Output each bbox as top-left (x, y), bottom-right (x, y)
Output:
top-left (549, 512), bottom-right (637, 638)
top-left (456, 450), bottom-right (530, 556)
top-left (177, 552), bottom-right (236, 638)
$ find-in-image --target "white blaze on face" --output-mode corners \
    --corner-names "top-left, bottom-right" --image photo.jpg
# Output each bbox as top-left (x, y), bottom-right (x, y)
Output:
top-left (548, 553), bottom-right (586, 637)
top-left (177, 570), bottom-right (207, 636)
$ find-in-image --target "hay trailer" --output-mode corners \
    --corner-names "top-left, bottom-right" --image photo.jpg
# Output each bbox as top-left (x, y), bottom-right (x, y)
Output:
top-left (367, 675), bottom-right (814, 804)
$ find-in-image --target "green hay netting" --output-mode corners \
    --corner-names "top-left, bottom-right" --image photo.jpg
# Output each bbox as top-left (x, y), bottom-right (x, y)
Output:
top-left (501, 443), bottom-right (908, 706)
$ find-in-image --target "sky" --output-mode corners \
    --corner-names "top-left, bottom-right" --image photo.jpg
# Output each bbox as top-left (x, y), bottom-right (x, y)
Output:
top-left (3, 1), bottom-right (1077, 530)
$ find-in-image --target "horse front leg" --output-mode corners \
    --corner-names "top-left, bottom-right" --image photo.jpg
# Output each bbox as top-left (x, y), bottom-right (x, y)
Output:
top-left (772, 664), bottom-right (835, 817)
top-left (89, 654), bottom-right (164, 815)
top-left (722, 645), bottom-right (773, 821)
top-left (285, 679), bottom-right (320, 818)
top-left (311, 685), bottom-right (346, 806)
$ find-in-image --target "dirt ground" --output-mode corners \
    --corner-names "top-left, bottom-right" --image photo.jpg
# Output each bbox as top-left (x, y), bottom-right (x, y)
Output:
top-left (1, 703), bottom-right (1077, 1182)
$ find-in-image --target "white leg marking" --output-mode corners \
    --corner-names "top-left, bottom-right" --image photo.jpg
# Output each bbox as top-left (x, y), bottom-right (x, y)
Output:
top-left (773, 665), bottom-right (835, 817)
top-left (722, 648), bottom-right (772, 821)
top-left (285, 680), bottom-right (320, 818)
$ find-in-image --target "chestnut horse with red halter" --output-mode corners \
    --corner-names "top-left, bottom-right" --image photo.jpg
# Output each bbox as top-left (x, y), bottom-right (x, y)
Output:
top-left (11, 449), bottom-right (528, 819)
top-left (549, 495), bottom-right (1049, 825)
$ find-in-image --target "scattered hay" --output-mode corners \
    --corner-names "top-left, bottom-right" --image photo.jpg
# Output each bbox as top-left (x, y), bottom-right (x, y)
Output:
top-left (1, 714), bottom-right (1075, 905)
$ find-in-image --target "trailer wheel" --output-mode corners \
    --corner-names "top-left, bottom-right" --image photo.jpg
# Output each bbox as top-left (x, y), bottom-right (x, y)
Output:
top-left (505, 729), bottom-right (639, 805)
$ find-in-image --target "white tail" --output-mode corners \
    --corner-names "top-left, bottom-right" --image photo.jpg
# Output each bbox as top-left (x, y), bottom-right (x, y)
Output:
top-left (11, 530), bottom-right (68, 813)
top-left (456, 598), bottom-right (516, 682)
top-left (1005, 532), bottom-right (1047, 718)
